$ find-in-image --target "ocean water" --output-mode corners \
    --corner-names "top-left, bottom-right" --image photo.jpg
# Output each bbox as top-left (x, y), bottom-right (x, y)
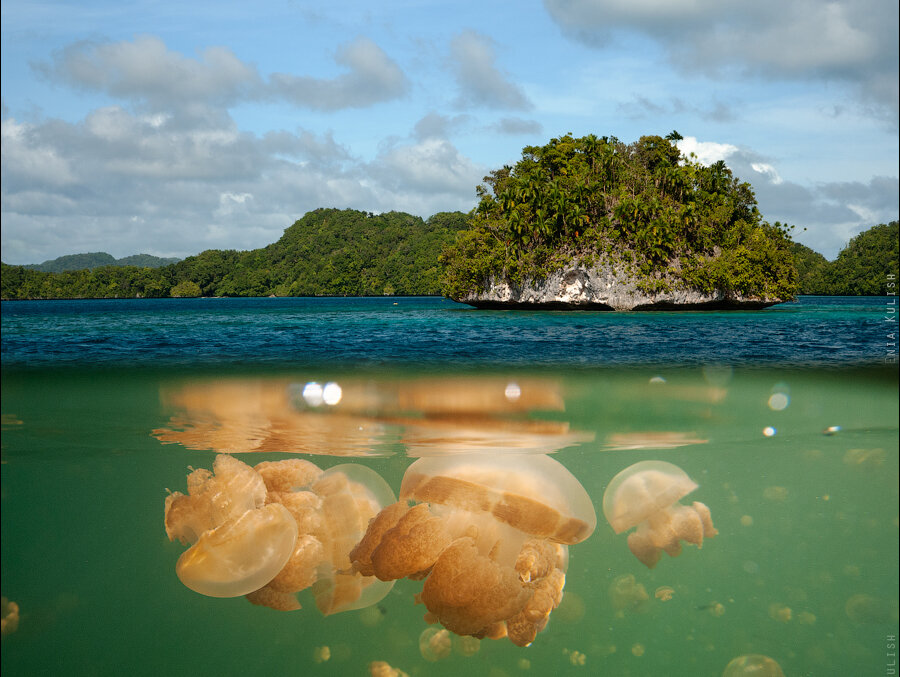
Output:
top-left (1, 296), bottom-right (897, 677)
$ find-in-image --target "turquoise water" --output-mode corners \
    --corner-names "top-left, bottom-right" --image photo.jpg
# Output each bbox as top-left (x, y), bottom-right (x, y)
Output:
top-left (1, 296), bottom-right (893, 367)
top-left (1, 297), bottom-right (897, 676)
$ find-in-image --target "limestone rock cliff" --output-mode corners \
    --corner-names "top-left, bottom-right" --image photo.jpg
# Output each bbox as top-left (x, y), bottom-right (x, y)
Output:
top-left (453, 266), bottom-right (783, 311)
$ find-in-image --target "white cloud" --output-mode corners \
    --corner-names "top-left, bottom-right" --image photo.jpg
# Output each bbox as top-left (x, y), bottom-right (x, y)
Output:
top-left (269, 37), bottom-right (409, 110)
top-left (543, 0), bottom-right (899, 123)
top-left (750, 162), bottom-right (782, 185)
top-left (0, 104), bottom-right (480, 263)
top-left (450, 31), bottom-right (533, 111)
top-left (35, 35), bottom-right (409, 115)
top-left (676, 136), bottom-right (737, 165)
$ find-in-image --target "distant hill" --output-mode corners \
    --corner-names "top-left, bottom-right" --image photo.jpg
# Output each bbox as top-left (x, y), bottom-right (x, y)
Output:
top-left (792, 221), bottom-right (898, 295)
top-left (1, 209), bottom-right (470, 299)
top-left (21, 252), bottom-right (181, 273)
top-left (1, 212), bottom-right (895, 299)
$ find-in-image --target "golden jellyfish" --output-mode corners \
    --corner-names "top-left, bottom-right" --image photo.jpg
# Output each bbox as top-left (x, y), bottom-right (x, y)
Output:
top-left (1, 597), bottom-right (20, 636)
top-left (164, 454), bottom-right (395, 613)
top-left (419, 627), bottom-right (453, 661)
top-left (369, 661), bottom-right (409, 677)
top-left (609, 574), bottom-right (649, 615)
top-left (655, 586), bottom-right (674, 602)
top-left (768, 603), bottom-right (792, 623)
top-left (349, 454), bottom-right (596, 647)
top-left (721, 654), bottom-right (785, 677)
top-left (453, 634), bottom-right (481, 657)
top-left (845, 593), bottom-right (900, 625)
top-left (602, 461), bottom-right (717, 568)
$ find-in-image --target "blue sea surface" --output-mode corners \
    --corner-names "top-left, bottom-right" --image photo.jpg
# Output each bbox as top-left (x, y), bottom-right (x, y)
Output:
top-left (1, 295), bottom-right (894, 368)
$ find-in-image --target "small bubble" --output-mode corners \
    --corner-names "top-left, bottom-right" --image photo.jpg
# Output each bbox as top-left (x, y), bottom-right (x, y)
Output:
top-left (649, 376), bottom-right (666, 384)
top-left (763, 426), bottom-right (777, 437)
top-left (740, 515), bottom-right (753, 527)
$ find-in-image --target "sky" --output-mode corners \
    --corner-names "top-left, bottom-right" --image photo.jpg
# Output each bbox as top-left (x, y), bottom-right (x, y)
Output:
top-left (1, 0), bottom-right (897, 264)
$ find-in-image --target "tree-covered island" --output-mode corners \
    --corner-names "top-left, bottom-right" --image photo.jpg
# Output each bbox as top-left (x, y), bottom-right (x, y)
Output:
top-left (1, 134), bottom-right (896, 303)
top-left (439, 133), bottom-right (798, 309)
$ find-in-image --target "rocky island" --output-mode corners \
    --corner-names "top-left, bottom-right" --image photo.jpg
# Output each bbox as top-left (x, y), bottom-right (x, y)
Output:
top-left (440, 133), bottom-right (798, 310)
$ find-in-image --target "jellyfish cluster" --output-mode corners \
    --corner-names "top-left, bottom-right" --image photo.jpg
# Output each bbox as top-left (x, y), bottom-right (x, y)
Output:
top-left (164, 454), bottom-right (395, 615)
top-left (348, 455), bottom-right (596, 646)
top-left (163, 448), bottom-right (720, 648)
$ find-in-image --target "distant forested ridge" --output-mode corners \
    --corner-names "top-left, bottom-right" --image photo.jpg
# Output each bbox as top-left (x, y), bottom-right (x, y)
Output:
top-left (22, 252), bottom-right (181, 273)
top-left (0, 208), bottom-right (895, 301)
top-left (1, 209), bottom-right (470, 299)
top-left (792, 221), bottom-right (898, 295)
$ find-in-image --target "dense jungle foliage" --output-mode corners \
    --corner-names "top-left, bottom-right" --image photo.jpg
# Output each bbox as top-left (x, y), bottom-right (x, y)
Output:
top-left (0, 209), bottom-right (469, 299)
top-left (792, 221), bottom-right (898, 295)
top-left (439, 133), bottom-right (799, 300)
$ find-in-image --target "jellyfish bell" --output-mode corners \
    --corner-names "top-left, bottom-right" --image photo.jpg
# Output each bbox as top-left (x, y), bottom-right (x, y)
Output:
top-left (310, 464), bottom-right (397, 616)
top-left (721, 654), bottom-right (785, 677)
top-left (399, 454), bottom-right (596, 545)
top-left (350, 453), bottom-right (595, 647)
top-left (602, 460), bottom-right (717, 568)
top-left (176, 502), bottom-right (298, 597)
top-left (165, 454), bottom-right (268, 545)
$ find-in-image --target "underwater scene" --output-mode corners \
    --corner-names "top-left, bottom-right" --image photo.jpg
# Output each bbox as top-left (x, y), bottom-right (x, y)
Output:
top-left (1, 297), bottom-right (898, 676)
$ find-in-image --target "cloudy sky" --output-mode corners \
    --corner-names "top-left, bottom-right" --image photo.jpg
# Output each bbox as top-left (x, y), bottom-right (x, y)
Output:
top-left (2, 0), bottom-right (897, 264)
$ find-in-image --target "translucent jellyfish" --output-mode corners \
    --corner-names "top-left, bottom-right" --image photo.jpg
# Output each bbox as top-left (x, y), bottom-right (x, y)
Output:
top-left (609, 574), bottom-right (649, 615)
top-left (655, 586), bottom-right (674, 602)
top-left (768, 603), bottom-right (792, 623)
top-left (164, 454), bottom-right (394, 612)
top-left (721, 654), bottom-right (785, 677)
top-left (845, 593), bottom-right (900, 625)
top-left (602, 461), bottom-right (717, 568)
top-left (453, 634), bottom-right (481, 657)
top-left (349, 454), bottom-right (596, 647)
top-left (419, 627), bottom-right (453, 661)
top-left (369, 661), bottom-right (409, 677)
top-left (1, 597), bottom-right (20, 636)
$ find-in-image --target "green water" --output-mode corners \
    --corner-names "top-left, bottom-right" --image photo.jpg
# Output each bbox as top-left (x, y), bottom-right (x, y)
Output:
top-left (1, 366), bottom-right (897, 676)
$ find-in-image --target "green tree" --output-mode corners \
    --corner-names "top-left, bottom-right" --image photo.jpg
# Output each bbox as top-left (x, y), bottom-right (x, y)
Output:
top-left (170, 280), bottom-right (202, 298)
top-left (441, 133), bottom-right (797, 301)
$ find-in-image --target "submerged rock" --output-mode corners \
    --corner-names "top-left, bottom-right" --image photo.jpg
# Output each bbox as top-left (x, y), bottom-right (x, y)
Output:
top-left (454, 266), bottom-right (784, 311)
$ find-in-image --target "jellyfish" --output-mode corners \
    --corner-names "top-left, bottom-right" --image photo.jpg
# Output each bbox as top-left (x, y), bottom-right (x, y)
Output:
top-left (1, 597), bottom-right (20, 636)
top-left (419, 627), bottom-right (453, 661)
top-left (164, 454), bottom-right (394, 613)
top-left (609, 574), bottom-right (649, 615)
top-left (349, 454), bottom-right (596, 647)
top-left (721, 654), bottom-right (785, 677)
top-left (369, 661), bottom-right (409, 677)
top-left (845, 593), bottom-right (900, 625)
top-left (655, 586), bottom-right (674, 602)
top-left (602, 460), bottom-right (717, 568)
